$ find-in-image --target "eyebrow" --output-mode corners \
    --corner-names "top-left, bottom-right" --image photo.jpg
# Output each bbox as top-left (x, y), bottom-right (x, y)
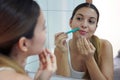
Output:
top-left (76, 13), bottom-right (97, 20)
top-left (76, 13), bottom-right (83, 17)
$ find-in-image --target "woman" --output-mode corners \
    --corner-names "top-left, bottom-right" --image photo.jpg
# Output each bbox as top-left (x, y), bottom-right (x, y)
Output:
top-left (0, 0), bottom-right (57, 80)
top-left (54, 3), bottom-right (113, 80)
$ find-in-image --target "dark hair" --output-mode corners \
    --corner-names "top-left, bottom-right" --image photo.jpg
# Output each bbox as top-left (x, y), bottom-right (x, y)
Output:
top-left (71, 2), bottom-right (99, 23)
top-left (117, 50), bottom-right (120, 58)
top-left (0, 0), bottom-right (40, 56)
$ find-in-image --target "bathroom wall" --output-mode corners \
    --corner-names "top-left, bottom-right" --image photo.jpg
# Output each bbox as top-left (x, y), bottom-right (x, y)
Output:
top-left (93, 0), bottom-right (120, 57)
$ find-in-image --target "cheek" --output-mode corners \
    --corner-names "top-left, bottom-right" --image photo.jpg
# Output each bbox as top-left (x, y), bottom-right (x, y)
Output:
top-left (72, 21), bottom-right (80, 27)
top-left (89, 26), bottom-right (96, 33)
top-left (40, 36), bottom-right (46, 46)
top-left (31, 33), bottom-right (46, 54)
top-left (37, 34), bottom-right (46, 48)
top-left (70, 19), bottom-right (79, 27)
top-left (87, 27), bottom-right (96, 39)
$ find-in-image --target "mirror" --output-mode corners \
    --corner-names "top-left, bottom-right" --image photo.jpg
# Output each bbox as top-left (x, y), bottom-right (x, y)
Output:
top-left (25, 0), bottom-right (120, 80)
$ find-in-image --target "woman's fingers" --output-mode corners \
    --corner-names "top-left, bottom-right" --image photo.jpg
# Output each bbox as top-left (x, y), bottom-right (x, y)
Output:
top-left (39, 50), bottom-right (47, 69)
top-left (35, 49), bottom-right (57, 80)
top-left (77, 36), bottom-right (95, 56)
top-left (55, 32), bottom-right (68, 46)
top-left (39, 48), bottom-right (57, 73)
top-left (77, 36), bottom-right (86, 54)
top-left (55, 32), bottom-right (68, 53)
top-left (45, 49), bottom-right (57, 71)
top-left (39, 51), bottom-right (45, 64)
top-left (45, 49), bottom-right (54, 63)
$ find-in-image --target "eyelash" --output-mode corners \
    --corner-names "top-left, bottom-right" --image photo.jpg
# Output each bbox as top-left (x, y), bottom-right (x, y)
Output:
top-left (89, 20), bottom-right (95, 24)
top-left (77, 17), bottom-right (83, 21)
top-left (76, 17), bottom-right (95, 24)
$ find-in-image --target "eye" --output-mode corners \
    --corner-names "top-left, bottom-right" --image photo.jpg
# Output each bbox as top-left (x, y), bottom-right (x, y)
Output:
top-left (76, 17), bottom-right (83, 21)
top-left (89, 19), bottom-right (96, 24)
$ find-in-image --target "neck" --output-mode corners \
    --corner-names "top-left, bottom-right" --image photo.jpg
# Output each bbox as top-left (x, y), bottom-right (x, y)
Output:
top-left (10, 51), bottom-right (27, 68)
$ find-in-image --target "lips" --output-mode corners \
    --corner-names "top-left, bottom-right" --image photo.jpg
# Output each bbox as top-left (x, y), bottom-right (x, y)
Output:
top-left (79, 30), bottom-right (87, 35)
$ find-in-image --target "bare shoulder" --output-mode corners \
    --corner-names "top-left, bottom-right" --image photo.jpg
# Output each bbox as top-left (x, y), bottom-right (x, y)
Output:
top-left (99, 39), bottom-right (114, 79)
top-left (0, 70), bottom-right (32, 80)
top-left (100, 39), bottom-right (112, 48)
top-left (100, 39), bottom-right (113, 57)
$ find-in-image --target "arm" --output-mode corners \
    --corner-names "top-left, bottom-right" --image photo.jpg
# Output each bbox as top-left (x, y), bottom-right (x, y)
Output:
top-left (54, 47), bottom-right (70, 77)
top-left (54, 32), bottom-right (70, 77)
top-left (85, 39), bottom-right (113, 80)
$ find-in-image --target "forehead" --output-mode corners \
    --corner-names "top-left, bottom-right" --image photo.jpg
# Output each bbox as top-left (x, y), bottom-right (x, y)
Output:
top-left (37, 11), bottom-right (45, 26)
top-left (75, 7), bottom-right (97, 19)
top-left (34, 11), bottom-right (45, 32)
top-left (38, 11), bottom-right (44, 21)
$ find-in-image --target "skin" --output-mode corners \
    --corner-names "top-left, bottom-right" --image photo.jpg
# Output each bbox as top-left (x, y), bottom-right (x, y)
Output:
top-left (0, 12), bottom-right (57, 80)
top-left (54, 7), bottom-right (113, 80)
top-left (86, 0), bottom-right (92, 3)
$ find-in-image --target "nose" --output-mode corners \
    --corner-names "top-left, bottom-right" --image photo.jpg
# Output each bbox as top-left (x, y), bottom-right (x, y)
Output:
top-left (81, 20), bottom-right (88, 29)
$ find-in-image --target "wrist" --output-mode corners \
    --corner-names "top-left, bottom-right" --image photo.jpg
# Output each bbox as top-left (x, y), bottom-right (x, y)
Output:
top-left (55, 47), bottom-right (68, 54)
top-left (84, 56), bottom-right (94, 64)
top-left (35, 71), bottom-right (52, 80)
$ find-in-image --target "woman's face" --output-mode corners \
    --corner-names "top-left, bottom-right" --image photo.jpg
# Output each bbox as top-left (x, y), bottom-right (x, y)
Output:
top-left (28, 11), bottom-right (46, 55)
top-left (70, 7), bottom-right (98, 39)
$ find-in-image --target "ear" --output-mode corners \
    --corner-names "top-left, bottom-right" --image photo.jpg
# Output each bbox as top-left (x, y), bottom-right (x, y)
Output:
top-left (18, 37), bottom-right (29, 52)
